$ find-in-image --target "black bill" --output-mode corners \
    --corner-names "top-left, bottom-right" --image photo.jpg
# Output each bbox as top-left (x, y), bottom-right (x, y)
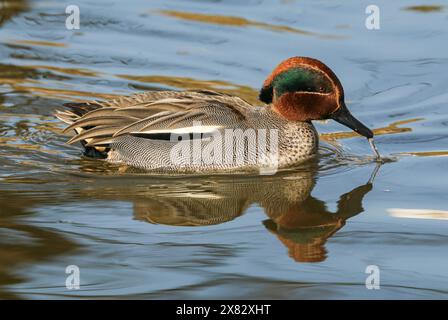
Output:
top-left (331, 103), bottom-right (373, 139)
top-left (331, 103), bottom-right (382, 160)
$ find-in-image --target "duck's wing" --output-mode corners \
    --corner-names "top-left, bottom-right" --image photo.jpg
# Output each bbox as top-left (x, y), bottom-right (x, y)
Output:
top-left (55, 90), bottom-right (254, 147)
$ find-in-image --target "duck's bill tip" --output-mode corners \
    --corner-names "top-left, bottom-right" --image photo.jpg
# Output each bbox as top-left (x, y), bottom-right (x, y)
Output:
top-left (331, 104), bottom-right (374, 139)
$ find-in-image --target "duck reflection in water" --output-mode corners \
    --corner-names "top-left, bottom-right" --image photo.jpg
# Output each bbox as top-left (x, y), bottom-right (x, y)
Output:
top-left (113, 162), bottom-right (380, 263)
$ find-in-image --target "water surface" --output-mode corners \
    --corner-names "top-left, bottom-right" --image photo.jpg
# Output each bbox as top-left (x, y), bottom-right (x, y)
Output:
top-left (0, 0), bottom-right (448, 299)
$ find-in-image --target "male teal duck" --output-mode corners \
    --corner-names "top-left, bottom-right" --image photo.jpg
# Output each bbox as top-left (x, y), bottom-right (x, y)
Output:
top-left (56, 56), bottom-right (378, 173)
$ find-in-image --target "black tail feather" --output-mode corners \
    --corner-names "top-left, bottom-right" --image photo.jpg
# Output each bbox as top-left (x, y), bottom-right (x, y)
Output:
top-left (63, 102), bottom-right (103, 117)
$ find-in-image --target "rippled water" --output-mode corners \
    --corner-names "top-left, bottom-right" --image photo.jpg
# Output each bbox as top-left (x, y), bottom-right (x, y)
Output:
top-left (1, 0), bottom-right (448, 299)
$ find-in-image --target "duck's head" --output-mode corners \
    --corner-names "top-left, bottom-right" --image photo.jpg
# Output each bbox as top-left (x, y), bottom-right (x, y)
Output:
top-left (260, 56), bottom-right (373, 139)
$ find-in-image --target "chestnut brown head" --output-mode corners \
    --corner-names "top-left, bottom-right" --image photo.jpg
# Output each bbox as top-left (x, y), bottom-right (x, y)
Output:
top-left (260, 56), bottom-right (373, 138)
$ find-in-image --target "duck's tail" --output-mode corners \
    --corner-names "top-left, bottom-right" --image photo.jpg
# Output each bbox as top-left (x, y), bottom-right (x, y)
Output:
top-left (55, 102), bottom-right (109, 158)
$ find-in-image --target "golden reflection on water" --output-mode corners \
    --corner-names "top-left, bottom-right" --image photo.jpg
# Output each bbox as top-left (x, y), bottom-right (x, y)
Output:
top-left (0, 114), bottom-right (63, 154)
top-left (397, 151), bottom-right (448, 157)
top-left (0, 63), bottom-right (115, 101)
top-left (404, 5), bottom-right (444, 13)
top-left (157, 10), bottom-right (346, 39)
top-left (8, 40), bottom-right (67, 48)
top-left (27, 65), bottom-right (99, 77)
top-left (321, 118), bottom-right (423, 141)
top-left (10, 85), bottom-right (119, 102)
